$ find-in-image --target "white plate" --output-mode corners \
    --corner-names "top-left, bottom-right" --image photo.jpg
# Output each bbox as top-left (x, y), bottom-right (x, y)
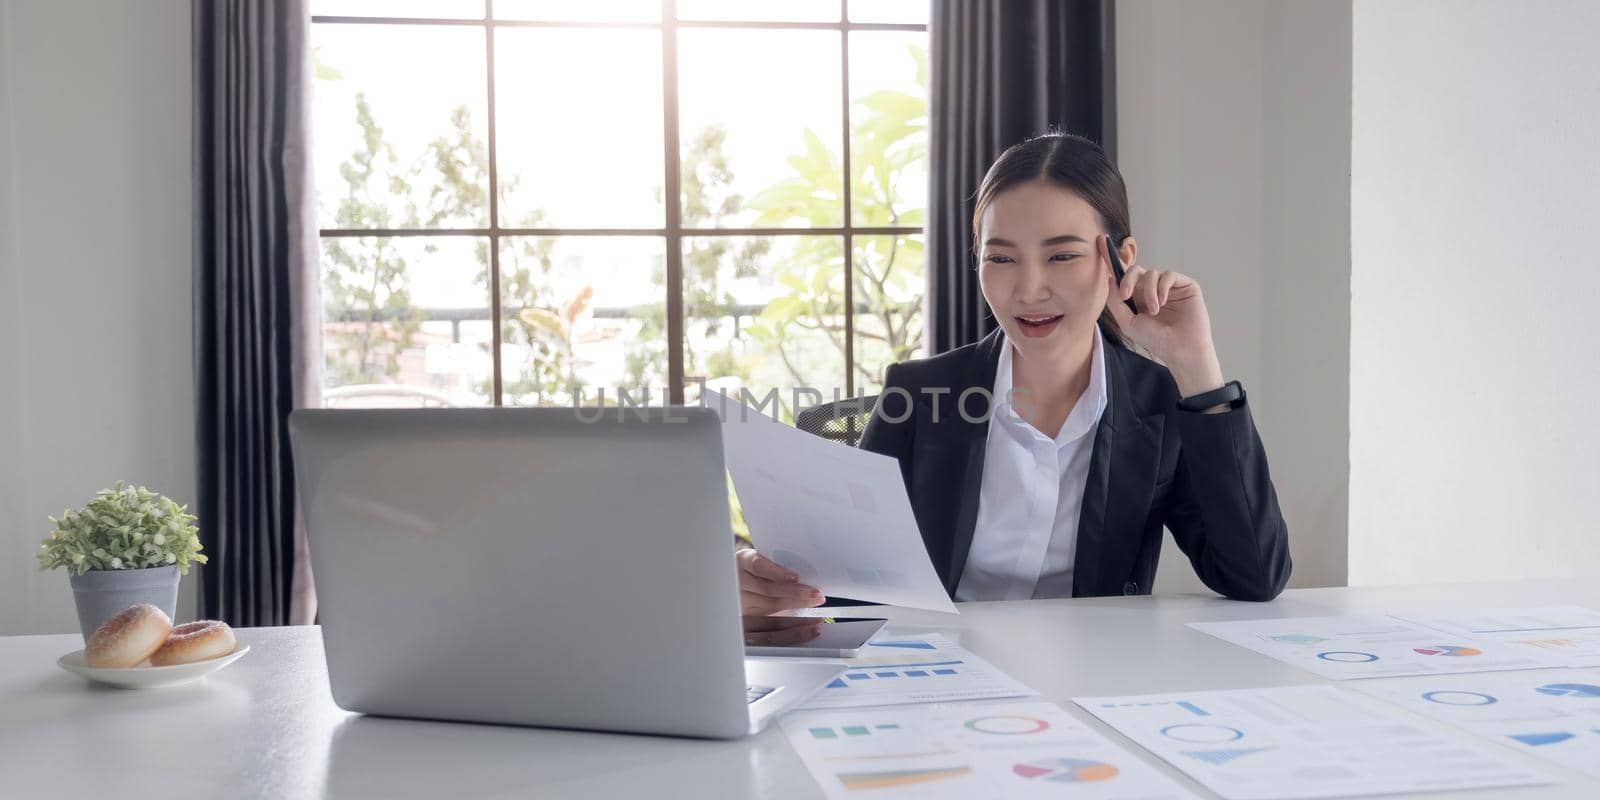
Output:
top-left (57, 645), bottom-right (250, 689)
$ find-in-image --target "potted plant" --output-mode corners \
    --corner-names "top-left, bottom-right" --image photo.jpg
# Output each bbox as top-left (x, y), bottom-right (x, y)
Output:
top-left (37, 482), bottom-right (208, 641)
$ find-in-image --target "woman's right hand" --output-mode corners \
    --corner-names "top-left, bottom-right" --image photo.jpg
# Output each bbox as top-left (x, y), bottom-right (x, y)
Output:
top-left (736, 547), bottom-right (826, 616)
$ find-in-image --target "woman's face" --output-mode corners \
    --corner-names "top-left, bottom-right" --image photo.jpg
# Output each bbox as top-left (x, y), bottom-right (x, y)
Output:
top-left (977, 180), bottom-right (1124, 358)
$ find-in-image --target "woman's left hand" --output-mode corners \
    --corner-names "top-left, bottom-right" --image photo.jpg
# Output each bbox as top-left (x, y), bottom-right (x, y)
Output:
top-left (1100, 235), bottom-right (1227, 399)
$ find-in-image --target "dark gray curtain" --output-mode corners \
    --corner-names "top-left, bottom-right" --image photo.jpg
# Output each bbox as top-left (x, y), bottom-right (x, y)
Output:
top-left (193, 0), bottom-right (320, 627)
top-left (927, 0), bottom-right (1115, 352)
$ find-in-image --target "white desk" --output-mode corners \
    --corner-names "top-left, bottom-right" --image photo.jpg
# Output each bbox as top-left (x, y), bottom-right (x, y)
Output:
top-left (4, 579), bottom-right (1598, 799)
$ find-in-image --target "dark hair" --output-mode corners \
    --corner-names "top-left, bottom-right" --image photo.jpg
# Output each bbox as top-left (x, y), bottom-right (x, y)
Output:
top-left (971, 131), bottom-right (1131, 350)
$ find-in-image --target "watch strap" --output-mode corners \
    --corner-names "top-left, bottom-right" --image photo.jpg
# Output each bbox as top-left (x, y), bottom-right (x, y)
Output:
top-left (1176, 379), bottom-right (1245, 412)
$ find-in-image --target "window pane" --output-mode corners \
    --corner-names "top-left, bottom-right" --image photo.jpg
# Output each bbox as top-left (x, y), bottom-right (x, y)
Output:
top-left (852, 235), bottom-right (924, 392)
top-left (849, 31), bottom-right (927, 227)
top-left (321, 236), bottom-right (493, 407)
top-left (677, 0), bottom-right (840, 22)
top-left (678, 30), bottom-right (843, 229)
top-left (683, 236), bottom-right (846, 421)
top-left (847, 0), bottom-right (928, 24)
top-left (498, 237), bottom-right (667, 406)
top-left (313, 25), bottom-right (489, 229)
top-left (495, 29), bottom-right (664, 229)
top-left (494, 0), bottom-right (659, 22)
top-left (313, 0), bottom-right (484, 19)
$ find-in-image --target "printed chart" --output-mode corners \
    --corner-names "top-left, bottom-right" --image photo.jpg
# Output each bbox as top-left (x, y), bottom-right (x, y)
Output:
top-left (1075, 685), bottom-right (1548, 800)
top-left (797, 634), bottom-right (1036, 710)
top-left (1188, 613), bottom-right (1556, 679)
top-left (781, 699), bottom-right (1198, 800)
top-left (1393, 607), bottom-right (1600, 667)
top-left (1353, 667), bottom-right (1600, 779)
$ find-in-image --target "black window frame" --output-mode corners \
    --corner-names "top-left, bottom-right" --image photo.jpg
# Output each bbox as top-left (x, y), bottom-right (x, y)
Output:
top-left (312, 0), bottom-right (928, 405)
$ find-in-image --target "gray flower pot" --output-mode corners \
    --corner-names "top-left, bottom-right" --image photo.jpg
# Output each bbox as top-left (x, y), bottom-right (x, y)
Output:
top-left (68, 565), bottom-right (180, 642)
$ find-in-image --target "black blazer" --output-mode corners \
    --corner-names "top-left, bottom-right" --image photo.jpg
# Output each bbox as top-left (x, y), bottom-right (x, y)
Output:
top-left (858, 326), bottom-right (1292, 602)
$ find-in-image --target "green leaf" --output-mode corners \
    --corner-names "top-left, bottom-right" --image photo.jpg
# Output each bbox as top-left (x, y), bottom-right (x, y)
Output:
top-left (37, 485), bottom-right (203, 574)
top-left (761, 295), bottom-right (805, 321)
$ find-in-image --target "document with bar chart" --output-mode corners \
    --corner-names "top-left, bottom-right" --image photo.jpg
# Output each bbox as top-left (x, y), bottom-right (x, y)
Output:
top-left (781, 699), bottom-right (1198, 800)
top-left (1352, 667), bottom-right (1600, 780)
top-left (1187, 614), bottom-right (1556, 679)
top-left (1075, 685), bottom-right (1549, 800)
top-left (1392, 607), bottom-right (1600, 667)
top-left (795, 634), bottom-right (1036, 710)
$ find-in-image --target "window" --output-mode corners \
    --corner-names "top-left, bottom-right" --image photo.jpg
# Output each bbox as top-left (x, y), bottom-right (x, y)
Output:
top-left (312, 0), bottom-right (928, 415)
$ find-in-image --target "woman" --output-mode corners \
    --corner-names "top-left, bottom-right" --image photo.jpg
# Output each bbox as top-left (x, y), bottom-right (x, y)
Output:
top-left (737, 132), bottom-right (1291, 615)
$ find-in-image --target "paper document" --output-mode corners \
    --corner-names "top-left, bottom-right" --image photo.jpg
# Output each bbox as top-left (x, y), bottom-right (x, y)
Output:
top-left (1188, 614), bottom-right (1554, 680)
top-left (1076, 685), bottom-right (1550, 800)
top-left (1353, 667), bottom-right (1600, 780)
top-left (705, 389), bottom-right (956, 613)
top-left (1392, 607), bottom-right (1600, 667)
top-left (796, 633), bottom-right (1035, 710)
top-left (782, 699), bottom-right (1200, 799)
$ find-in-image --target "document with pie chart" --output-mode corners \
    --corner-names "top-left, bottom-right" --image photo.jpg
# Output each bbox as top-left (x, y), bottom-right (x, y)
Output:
top-left (781, 699), bottom-right (1198, 800)
top-left (1187, 614), bottom-right (1556, 679)
top-left (1352, 667), bottom-right (1600, 779)
top-left (1075, 685), bottom-right (1549, 800)
top-left (1392, 606), bottom-right (1600, 667)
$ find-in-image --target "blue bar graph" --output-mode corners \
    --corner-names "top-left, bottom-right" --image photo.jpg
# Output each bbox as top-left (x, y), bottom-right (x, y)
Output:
top-left (848, 660), bottom-right (963, 670)
top-left (809, 724), bottom-right (902, 739)
top-left (1099, 699), bottom-right (1212, 717)
top-left (831, 664), bottom-right (966, 684)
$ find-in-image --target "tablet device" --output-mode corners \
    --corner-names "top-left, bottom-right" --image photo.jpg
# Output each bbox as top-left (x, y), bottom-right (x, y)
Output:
top-left (743, 616), bottom-right (888, 658)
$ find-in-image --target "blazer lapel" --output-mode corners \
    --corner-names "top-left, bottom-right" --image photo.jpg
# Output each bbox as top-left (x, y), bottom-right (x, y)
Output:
top-left (1072, 340), bottom-right (1165, 597)
top-left (940, 328), bottom-right (1005, 594)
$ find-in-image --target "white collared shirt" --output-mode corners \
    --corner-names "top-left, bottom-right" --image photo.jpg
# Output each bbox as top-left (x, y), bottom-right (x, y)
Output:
top-left (954, 327), bottom-right (1108, 601)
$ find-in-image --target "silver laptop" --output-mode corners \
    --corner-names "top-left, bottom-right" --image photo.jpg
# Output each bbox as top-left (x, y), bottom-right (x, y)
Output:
top-left (289, 406), bottom-right (842, 739)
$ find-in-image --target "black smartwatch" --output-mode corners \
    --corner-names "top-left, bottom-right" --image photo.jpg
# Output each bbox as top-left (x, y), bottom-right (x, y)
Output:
top-left (1176, 380), bottom-right (1246, 413)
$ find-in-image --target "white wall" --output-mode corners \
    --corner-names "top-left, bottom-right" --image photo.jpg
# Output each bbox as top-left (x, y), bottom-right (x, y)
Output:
top-left (0, 0), bottom-right (26, 633)
top-left (0, 0), bottom-right (196, 635)
top-left (1117, 0), bottom-right (1351, 592)
top-left (1349, 0), bottom-right (1600, 584)
top-left (1259, 1), bottom-right (1351, 590)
